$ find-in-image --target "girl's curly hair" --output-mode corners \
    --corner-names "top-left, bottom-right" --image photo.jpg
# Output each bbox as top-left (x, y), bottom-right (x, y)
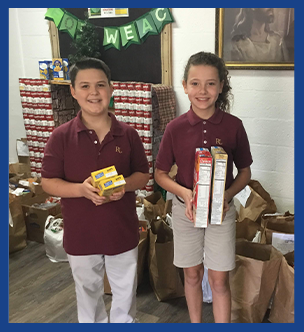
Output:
top-left (183, 51), bottom-right (233, 112)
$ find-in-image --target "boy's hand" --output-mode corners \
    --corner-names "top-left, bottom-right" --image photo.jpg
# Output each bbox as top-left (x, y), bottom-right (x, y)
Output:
top-left (109, 188), bottom-right (125, 202)
top-left (181, 188), bottom-right (193, 221)
top-left (81, 176), bottom-right (107, 206)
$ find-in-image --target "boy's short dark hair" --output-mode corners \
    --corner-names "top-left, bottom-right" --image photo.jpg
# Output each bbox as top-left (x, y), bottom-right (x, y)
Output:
top-left (69, 57), bottom-right (111, 87)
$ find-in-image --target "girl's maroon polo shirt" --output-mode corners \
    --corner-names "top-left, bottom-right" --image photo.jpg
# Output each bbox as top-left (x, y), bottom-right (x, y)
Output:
top-left (155, 107), bottom-right (253, 190)
top-left (41, 111), bottom-right (149, 256)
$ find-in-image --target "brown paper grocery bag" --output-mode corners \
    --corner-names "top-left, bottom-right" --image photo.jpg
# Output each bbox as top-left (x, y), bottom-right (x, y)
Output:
top-left (9, 193), bottom-right (32, 254)
top-left (238, 180), bottom-right (277, 224)
top-left (230, 239), bottom-right (283, 323)
top-left (261, 212), bottom-right (294, 244)
top-left (144, 191), bottom-right (166, 221)
top-left (236, 218), bottom-right (262, 241)
top-left (148, 218), bottom-right (184, 301)
top-left (269, 254), bottom-right (294, 323)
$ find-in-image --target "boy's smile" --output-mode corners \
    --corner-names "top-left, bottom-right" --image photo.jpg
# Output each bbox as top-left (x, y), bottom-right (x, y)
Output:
top-left (70, 68), bottom-right (113, 118)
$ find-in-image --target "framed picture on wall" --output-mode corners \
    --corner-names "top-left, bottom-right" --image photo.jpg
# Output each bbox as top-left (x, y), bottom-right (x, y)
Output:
top-left (215, 8), bottom-right (294, 69)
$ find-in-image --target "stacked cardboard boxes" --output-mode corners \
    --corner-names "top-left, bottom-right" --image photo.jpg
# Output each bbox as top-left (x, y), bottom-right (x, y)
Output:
top-left (91, 166), bottom-right (126, 199)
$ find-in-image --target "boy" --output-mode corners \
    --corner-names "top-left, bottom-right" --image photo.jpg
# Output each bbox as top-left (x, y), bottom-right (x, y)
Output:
top-left (41, 58), bottom-right (149, 323)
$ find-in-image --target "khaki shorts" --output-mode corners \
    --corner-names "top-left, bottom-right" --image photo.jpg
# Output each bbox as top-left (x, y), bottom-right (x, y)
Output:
top-left (172, 195), bottom-right (236, 271)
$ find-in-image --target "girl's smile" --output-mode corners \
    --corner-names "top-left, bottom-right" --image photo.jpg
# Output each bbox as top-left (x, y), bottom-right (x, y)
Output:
top-left (183, 64), bottom-right (223, 119)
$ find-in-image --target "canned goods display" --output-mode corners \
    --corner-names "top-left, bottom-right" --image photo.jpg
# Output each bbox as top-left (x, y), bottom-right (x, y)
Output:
top-left (18, 79), bottom-right (168, 179)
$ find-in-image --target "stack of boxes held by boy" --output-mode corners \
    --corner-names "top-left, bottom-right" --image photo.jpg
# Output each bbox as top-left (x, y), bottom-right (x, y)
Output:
top-left (91, 166), bottom-right (126, 202)
top-left (193, 146), bottom-right (228, 227)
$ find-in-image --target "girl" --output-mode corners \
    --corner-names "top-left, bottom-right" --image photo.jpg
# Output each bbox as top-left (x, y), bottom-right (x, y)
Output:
top-left (155, 51), bottom-right (252, 323)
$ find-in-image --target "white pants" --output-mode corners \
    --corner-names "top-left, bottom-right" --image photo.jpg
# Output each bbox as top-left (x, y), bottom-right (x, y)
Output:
top-left (68, 247), bottom-right (138, 323)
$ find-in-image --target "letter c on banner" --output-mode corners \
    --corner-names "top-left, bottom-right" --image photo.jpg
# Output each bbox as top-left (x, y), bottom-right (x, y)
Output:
top-left (155, 8), bottom-right (166, 22)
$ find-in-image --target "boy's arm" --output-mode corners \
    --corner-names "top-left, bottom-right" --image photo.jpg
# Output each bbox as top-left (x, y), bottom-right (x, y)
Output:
top-left (124, 172), bottom-right (150, 192)
top-left (155, 168), bottom-right (193, 221)
top-left (41, 177), bottom-right (107, 206)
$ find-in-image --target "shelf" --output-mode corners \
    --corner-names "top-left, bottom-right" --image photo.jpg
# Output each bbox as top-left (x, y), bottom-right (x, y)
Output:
top-left (50, 80), bottom-right (71, 85)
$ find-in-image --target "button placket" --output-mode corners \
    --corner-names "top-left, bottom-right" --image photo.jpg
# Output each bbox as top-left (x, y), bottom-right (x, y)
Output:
top-left (202, 121), bottom-right (207, 145)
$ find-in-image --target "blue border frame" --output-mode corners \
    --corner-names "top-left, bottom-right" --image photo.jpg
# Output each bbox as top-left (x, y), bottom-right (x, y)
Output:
top-left (6, 1), bottom-right (300, 330)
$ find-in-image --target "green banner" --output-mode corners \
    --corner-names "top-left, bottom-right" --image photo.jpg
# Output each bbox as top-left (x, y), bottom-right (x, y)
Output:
top-left (150, 8), bottom-right (174, 33)
top-left (136, 13), bottom-right (158, 41)
top-left (58, 12), bottom-right (78, 38)
top-left (119, 22), bottom-right (140, 48)
top-left (45, 8), bottom-right (64, 27)
top-left (103, 27), bottom-right (121, 50)
top-left (45, 8), bottom-right (173, 50)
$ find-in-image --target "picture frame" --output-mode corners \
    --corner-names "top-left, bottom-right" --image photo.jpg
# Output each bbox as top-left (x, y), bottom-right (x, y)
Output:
top-left (215, 8), bottom-right (294, 70)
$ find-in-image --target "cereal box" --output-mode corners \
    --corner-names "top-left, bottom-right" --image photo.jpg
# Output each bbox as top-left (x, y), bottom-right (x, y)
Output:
top-left (209, 146), bottom-right (228, 225)
top-left (193, 148), bottom-right (213, 228)
top-left (52, 58), bottom-right (64, 80)
top-left (39, 61), bottom-right (51, 80)
top-left (62, 58), bottom-right (70, 80)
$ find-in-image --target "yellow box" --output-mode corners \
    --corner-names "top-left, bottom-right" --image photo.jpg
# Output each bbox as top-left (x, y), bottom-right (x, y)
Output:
top-left (210, 146), bottom-right (228, 225)
top-left (97, 175), bottom-right (126, 197)
top-left (91, 166), bottom-right (118, 188)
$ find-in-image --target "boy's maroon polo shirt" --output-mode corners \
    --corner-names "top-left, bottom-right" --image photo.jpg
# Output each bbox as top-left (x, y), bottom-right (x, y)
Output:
top-left (41, 111), bottom-right (149, 256)
top-left (155, 107), bottom-right (252, 190)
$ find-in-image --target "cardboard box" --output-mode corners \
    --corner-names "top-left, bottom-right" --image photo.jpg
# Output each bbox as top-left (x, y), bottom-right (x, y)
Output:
top-left (18, 177), bottom-right (44, 195)
top-left (209, 146), bottom-right (228, 225)
top-left (192, 148), bottom-right (213, 228)
top-left (91, 166), bottom-right (118, 188)
top-left (97, 175), bottom-right (126, 197)
top-left (22, 193), bottom-right (61, 243)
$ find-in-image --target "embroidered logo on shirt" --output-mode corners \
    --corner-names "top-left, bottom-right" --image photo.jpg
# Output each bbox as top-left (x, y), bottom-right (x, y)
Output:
top-left (216, 138), bottom-right (223, 145)
top-left (116, 146), bottom-right (122, 154)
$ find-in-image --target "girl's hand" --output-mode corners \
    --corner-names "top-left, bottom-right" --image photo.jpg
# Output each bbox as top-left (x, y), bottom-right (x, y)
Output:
top-left (80, 176), bottom-right (107, 206)
top-left (222, 191), bottom-right (231, 220)
top-left (109, 188), bottom-right (125, 202)
top-left (181, 188), bottom-right (194, 221)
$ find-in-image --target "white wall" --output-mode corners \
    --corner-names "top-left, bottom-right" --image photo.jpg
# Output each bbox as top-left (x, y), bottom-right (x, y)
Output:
top-left (9, 8), bottom-right (52, 163)
top-left (9, 8), bottom-right (294, 213)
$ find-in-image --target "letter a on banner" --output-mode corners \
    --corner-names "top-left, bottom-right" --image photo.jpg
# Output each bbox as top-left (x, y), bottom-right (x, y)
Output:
top-left (136, 13), bottom-right (158, 41)
top-left (103, 27), bottom-right (121, 50)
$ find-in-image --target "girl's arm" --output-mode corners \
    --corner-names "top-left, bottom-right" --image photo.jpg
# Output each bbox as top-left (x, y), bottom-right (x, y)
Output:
top-left (223, 166), bottom-right (251, 212)
top-left (155, 168), bottom-right (194, 221)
